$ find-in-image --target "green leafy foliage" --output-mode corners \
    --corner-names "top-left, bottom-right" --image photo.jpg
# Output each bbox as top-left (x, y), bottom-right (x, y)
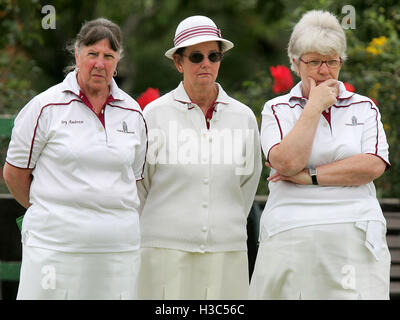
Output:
top-left (1, 0), bottom-right (399, 197)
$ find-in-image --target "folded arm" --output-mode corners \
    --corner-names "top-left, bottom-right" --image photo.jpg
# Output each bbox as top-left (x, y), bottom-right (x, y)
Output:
top-left (267, 153), bottom-right (387, 186)
top-left (268, 78), bottom-right (339, 176)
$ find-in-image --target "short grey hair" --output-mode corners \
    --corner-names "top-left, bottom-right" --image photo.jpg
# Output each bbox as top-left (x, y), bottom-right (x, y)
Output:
top-left (288, 10), bottom-right (347, 72)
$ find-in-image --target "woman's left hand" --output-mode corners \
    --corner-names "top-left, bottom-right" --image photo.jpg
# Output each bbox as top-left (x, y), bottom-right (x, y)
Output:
top-left (266, 162), bottom-right (311, 185)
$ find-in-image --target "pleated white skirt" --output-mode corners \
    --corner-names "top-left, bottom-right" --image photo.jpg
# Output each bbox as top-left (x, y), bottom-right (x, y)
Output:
top-left (249, 223), bottom-right (391, 300)
top-left (17, 245), bottom-right (140, 300)
top-left (138, 248), bottom-right (249, 299)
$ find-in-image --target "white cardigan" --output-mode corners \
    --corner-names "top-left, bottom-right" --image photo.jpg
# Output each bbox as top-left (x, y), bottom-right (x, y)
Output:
top-left (138, 82), bottom-right (262, 252)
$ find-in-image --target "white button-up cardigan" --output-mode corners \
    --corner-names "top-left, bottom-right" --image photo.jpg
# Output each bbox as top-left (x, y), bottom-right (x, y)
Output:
top-left (138, 82), bottom-right (262, 252)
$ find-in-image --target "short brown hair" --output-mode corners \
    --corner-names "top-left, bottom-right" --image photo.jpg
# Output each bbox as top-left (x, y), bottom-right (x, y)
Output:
top-left (75, 18), bottom-right (123, 57)
top-left (65, 18), bottom-right (123, 73)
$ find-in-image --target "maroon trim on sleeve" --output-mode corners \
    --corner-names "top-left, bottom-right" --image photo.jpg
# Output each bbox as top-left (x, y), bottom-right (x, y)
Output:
top-left (366, 153), bottom-right (391, 171)
top-left (138, 113), bottom-right (148, 180)
top-left (335, 101), bottom-right (387, 170)
top-left (27, 99), bottom-right (81, 168)
top-left (369, 105), bottom-right (379, 155)
top-left (5, 160), bottom-right (34, 170)
top-left (271, 103), bottom-right (303, 140)
top-left (267, 100), bottom-right (387, 172)
top-left (335, 101), bottom-right (381, 155)
top-left (267, 143), bottom-right (280, 163)
top-left (365, 103), bottom-right (387, 169)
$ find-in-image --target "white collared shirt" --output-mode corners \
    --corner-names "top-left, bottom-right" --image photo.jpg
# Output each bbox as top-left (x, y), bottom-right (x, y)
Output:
top-left (138, 82), bottom-right (262, 252)
top-left (260, 81), bottom-right (390, 241)
top-left (6, 71), bottom-right (147, 252)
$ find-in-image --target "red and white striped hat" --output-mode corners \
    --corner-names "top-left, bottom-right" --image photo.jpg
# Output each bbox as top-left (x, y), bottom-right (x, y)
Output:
top-left (165, 15), bottom-right (234, 59)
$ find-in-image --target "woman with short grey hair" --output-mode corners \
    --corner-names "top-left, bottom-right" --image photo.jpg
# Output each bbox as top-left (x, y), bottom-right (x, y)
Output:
top-left (249, 10), bottom-right (391, 299)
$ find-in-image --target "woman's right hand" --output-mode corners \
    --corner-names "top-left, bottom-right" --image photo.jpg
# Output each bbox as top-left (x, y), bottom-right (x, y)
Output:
top-left (307, 78), bottom-right (339, 113)
top-left (266, 78), bottom-right (339, 176)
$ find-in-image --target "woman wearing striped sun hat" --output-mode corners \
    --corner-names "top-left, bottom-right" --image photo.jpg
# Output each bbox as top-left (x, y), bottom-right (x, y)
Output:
top-left (137, 15), bottom-right (262, 299)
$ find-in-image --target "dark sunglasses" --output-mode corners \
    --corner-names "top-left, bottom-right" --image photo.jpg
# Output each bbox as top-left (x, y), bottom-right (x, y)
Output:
top-left (183, 51), bottom-right (224, 64)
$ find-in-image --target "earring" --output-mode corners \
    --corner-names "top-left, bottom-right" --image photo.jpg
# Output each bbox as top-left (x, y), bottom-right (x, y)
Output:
top-left (75, 67), bottom-right (80, 73)
top-left (113, 70), bottom-right (117, 77)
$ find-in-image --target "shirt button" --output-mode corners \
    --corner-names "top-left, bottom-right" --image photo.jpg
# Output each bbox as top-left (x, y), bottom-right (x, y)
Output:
top-left (202, 202), bottom-right (208, 208)
top-left (323, 123), bottom-right (328, 127)
top-left (200, 244), bottom-right (205, 251)
top-left (202, 226), bottom-right (208, 232)
top-left (98, 127), bottom-right (104, 132)
top-left (203, 178), bottom-right (209, 184)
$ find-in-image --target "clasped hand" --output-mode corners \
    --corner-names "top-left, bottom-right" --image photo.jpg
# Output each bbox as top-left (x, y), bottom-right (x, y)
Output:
top-left (266, 162), bottom-right (312, 185)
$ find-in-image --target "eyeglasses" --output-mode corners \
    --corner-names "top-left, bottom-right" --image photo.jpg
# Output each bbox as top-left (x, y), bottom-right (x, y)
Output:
top-left (183, 51), bottom-right (224, 64)
top-left (299, 58), bottom-right (342, 69)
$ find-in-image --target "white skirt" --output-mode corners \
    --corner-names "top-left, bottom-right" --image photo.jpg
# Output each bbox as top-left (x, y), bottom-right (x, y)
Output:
top-left (138, 248), bottom-right (249, 299)
top-left (249, 223), bottom-right (391, 300)
top-left (17, 245), bottom-right (140, 300)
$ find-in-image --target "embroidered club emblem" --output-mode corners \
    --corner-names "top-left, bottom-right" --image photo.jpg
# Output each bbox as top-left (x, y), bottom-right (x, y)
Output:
top-left (122, 121), bottom-right (128, 133)
top-left (117, 121), bottom-right (135, 134)
top-left (345, 116), bottom-right (364, 126)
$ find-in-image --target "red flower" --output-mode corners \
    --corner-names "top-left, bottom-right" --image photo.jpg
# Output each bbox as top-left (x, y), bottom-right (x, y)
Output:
top-left (137, 87), bottom-right (160, 110)
top-left (270, 65), bottom-right (293, 94)
top-left (344, 82), bottom-right (355, 92)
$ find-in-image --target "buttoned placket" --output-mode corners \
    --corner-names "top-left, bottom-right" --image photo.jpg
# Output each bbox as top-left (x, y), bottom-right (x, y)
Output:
top-left (78, 91), bottom-right (112, 144)
top-left (97, 107), bottom-right (108, 144)
top-left (201, 129), bottom-right (211, 253)
top-left (188, 102), bottom-right (211, 252)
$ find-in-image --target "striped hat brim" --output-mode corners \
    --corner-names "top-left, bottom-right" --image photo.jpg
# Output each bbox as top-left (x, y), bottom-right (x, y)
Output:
top-left (165, 27), bottom-right (234, 59)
